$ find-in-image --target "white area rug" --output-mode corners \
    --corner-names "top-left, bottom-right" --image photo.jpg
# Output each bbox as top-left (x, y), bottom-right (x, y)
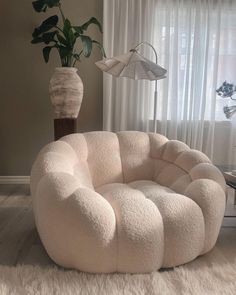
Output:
top-left (0, 247), bottom-right (236, 295)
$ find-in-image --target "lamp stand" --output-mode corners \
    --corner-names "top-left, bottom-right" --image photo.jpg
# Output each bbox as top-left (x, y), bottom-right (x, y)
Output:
top-left (133, 42), bottom-right (159, 133)
top-left (154, 81), bottom-right (158, 133)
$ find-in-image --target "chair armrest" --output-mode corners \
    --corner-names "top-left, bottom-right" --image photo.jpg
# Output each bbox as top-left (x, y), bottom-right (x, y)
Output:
top-left (185, 178), bottom-right (225, 253)
top-left (153, 140), bottom-right (226, 194)
top-left (30, 140), bottom-right (94, 196)
top-left (189, 162), bottom-right (226, 192)
top-left (33, 172), bottom-right (117, 272)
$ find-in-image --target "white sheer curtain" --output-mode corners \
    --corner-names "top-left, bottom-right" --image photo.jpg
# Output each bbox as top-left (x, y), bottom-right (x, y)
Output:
top-left (103, 0), bottom-right (236, 164)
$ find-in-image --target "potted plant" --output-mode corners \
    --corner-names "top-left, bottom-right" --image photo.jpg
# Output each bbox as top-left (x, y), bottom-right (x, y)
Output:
top-left (31, 0), bottom-right (106, 120)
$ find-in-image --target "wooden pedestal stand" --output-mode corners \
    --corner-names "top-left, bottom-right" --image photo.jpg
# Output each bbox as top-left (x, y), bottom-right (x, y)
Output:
top-left (54, 118), bottom-right (77, 141)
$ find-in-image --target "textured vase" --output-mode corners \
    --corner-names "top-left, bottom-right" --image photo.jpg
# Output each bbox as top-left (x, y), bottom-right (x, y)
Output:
top-left (49, 67), bottom-right (84, 119)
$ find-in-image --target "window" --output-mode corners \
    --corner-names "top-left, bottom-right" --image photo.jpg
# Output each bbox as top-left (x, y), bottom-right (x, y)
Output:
top-left (216, 12), bottom-right (236, 121)
top-left (148, 2), bottom-right (236, 122)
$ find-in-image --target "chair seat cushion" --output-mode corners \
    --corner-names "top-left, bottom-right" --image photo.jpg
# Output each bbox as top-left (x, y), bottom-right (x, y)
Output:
top-left (97, 180), bottom-right (205, 270)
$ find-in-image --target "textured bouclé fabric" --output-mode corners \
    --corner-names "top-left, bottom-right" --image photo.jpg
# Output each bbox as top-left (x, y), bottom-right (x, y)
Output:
top-left (30, 131), bottom-right (226, 273)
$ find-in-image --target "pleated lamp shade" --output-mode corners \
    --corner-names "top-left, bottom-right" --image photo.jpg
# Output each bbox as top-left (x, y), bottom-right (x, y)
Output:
top-left (95, 50), bottom-right (167, 81)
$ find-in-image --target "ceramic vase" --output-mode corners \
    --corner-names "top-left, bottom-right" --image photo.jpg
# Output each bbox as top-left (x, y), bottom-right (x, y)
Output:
top-left (49, 67), bottom-right (84, 118)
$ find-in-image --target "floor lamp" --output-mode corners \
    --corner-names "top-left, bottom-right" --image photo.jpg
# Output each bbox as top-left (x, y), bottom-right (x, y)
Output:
top-left (95, 42), bottom-right (167, 132)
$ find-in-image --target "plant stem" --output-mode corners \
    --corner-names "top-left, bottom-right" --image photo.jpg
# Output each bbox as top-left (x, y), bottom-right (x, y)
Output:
top-left (58, 4), bottom-right (66, 24)
top-left (55, 26), bottom-right (64, 35)
top-left (68, 54), bottom-right (73, 67)
top-left (78, 50), bottom-right (83, 58)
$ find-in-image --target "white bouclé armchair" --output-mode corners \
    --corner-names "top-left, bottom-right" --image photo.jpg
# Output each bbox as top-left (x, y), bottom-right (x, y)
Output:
top-left (30, 131), bottom-right (226, 273)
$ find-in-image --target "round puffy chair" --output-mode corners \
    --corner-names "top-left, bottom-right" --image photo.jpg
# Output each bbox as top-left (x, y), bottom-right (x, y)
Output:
top-left (31, 131), bottom-right (226, 273)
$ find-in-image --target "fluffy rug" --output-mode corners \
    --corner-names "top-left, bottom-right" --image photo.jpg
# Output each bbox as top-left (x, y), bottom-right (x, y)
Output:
top-left (0, 247), bottom-right (236, 295)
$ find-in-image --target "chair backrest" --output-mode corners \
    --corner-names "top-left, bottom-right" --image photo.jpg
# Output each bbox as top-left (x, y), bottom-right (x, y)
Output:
top-left (31, 131), bottom-right (216, 194)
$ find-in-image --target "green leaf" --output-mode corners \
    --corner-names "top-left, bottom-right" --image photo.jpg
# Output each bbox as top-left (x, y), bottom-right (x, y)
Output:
top-left (43, 46), bottom-right (53, 63)
top-left (31, 36), bottom-right (44, 44)
top-left (32, 1), bottom-right (47, 12)
top-left (92, 40), bottom-right (106, 57)
top-left (80, 35), bottom-right (93, 57)
top-left (46, 0), bottom-right (61, 8)
top-left (32, 0), bottom-right (60, 12)
top-left (63, 19), bottom-right (76, 47)
top-left (32, 15), bottom-right (59, 37)
top-left (81, 17), bottom-right (103, 33)
top-left (31, 31), bottom-right (57, 44)
top-left (32, 28), bottom-right (40, 38)
top-left (42, 31), bottom-right (57, 44)
top-left (63, 19), bottom-right (72, 36)
top-left (73, 26), bottom-right (83, 36)
top-left (59, 46), bottom-right (72, 59)
top-left (69, 30), bottom-right (76, 46)
top-left (57, 34), bottom-right (68, 46)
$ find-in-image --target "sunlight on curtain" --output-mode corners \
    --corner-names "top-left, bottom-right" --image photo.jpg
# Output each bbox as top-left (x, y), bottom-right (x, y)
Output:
top-left (103, 0), bottom-right (236, 165)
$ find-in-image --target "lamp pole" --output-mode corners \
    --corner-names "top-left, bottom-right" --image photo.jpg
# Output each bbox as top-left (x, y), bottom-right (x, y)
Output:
top-left (131, 42), bottom-right (158, 133)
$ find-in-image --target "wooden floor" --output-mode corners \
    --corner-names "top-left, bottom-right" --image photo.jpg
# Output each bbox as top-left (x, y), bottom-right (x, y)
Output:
top-left (0, 184), bottom-right (235, 267)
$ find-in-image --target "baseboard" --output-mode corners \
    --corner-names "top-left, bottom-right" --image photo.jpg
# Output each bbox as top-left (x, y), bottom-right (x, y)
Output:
top-left (0, 176), bottom-right (30, 184)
